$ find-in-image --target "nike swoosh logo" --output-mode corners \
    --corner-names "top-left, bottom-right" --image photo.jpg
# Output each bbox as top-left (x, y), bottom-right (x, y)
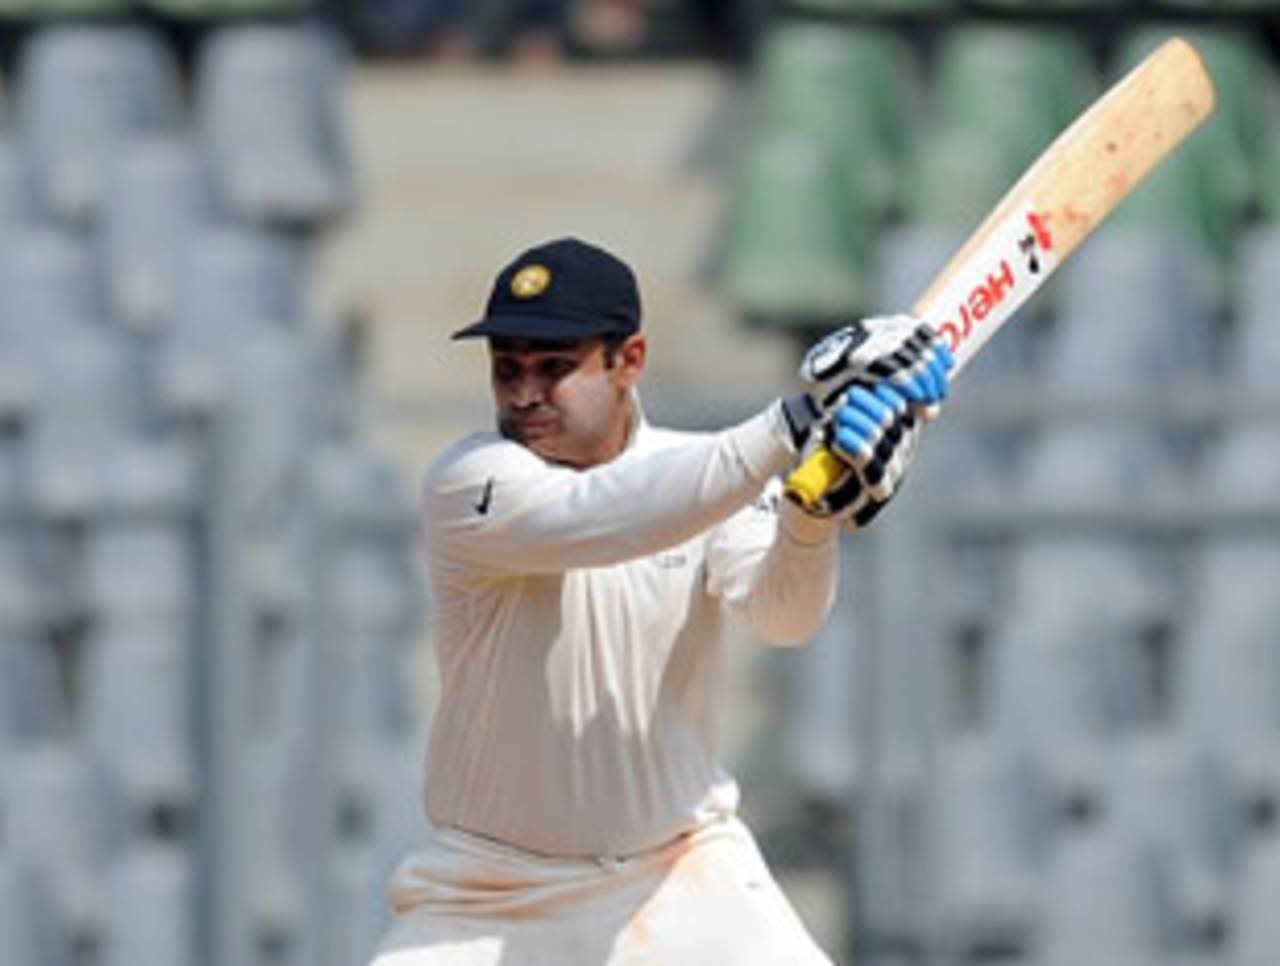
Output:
top-left (474, 478), bottom-right (494, 516)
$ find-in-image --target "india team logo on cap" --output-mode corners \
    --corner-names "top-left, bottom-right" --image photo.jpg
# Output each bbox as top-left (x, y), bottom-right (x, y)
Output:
top-left (511, 264), bottom-right (551, 298)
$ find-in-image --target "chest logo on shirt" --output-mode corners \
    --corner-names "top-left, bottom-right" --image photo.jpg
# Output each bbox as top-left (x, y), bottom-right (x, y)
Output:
top-left (653, 551), bottom-right (688, 569)
top-left (474, 478), bottom-right (495, 515)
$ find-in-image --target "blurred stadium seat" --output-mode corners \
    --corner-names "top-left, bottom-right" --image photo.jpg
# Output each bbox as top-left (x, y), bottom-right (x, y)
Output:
top-left (149, 0), bottom-right (312, 17)
top-left (1231, 229), bottom-right (1280, 385)
top-left (169, 226), bottom-right (303, 346)
top-left (969, 0), bottom-right (1123, 8)
top-left (196, 24), bottom-right (353, 230)
top-left (1033, 819), bottom-right (1165, 966)
top-left (721, 128), bottom-right (874, 322)
top-left (0, 140), bottom-right (40, 225)
top-left (1017, 425), bottom-right (1185, 509)
top-left (784, 0), bottom-right (953, 11)
top-left (1230, 834), bottom-right (1280, 966)
top-left (102, 845), bottom-right (195, 966)
top-left (0, 624), bottom-right (65, 741)
top-left (1045, 232), bottom-right (1215, 388)
top-left (1103, 733), bottom-right (1232, 951)
top-left (83, 438), bottom-right (198, 625)
top-left (985, 607), bottom-right (1131, 810)
top-left (100, 136), bottom-right (220, 333)
top-left (15, 25), bottom-right (183, 226)
top-left (923, 734), bottom-right (1040, 958)
top-left (3, 740), bottom-right (112, 948)
top-left (1176, 541), bottom-right (1280, 795)
top-left (0, 0), bottom-right (130, 19)
top-left (931, 26), bottom-right (1096, 172)
top-left (82, 629), bottom-right (195, 824)
top-left (0, 230), bottom-right (107, 342)
top-left (752, 22), bottom-right (916, 218)
top-left (1197, 428), bottom-right (1280, 506)
top-left (903, 127), bottom-right (1022, 231)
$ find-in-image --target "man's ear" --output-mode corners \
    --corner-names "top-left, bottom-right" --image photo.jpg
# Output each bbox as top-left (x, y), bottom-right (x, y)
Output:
top-left (614, 333), bottom-right (646, 389)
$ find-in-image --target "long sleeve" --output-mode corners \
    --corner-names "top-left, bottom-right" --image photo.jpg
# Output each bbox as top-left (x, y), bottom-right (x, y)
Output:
top-left (704, 487), bottom-right (840, 646)
top-left (423, 403), bottom-right (797, 578)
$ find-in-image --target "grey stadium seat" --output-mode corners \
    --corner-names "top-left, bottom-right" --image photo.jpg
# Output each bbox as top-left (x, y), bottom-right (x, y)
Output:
top-left (100, 137), bottom-right (220, 334)
top-left (985, 607), bottom-right (1130, 810)
top-left (170, 227), bottom-right (303, 346)
top-left (15, 25), bottom-right (183, 226)
top-left (82, 629), bottom-right (195, 820)
top-left (270, 446), bottom-right (419, 746)
top-left (196, 25), bottom-right (352, 230)
top-left (1229, 228), bottom-right (1280, 389)
top-left (3, 742), bottom-right (112, 934)
top-left (1102, 734), bottom-right (1232, 949)
top-left (245, 737), bottom-right (325, 966)
top-left (102, 845), bottom-right (194, 966)
top-left (1231, 834), bottom-right (1280, 966)
top-left (333, 738), bottom-right (429, 964)
top-left (924, 734), bottom-right (1041, 957)
top-left (1017, 425), bottom-right (1184, 508)
top-left (84, 437), bottom-right (199, 629)
top-left (1044, 232), bottom-right (1215, 389)
top-left (0, 626), bottom-right (66, 742)
top-left (1196, 427), bottom-right (1280, 506)
top-left (1176, 593), bottom-right (1280, 812)
top-left (24, 329), bottom-right (144, 516)
top-left (1033, 819), bottom-right (1165, 966)
top-left (0, 856), bottom-right (49, 966)
top-left (0, 230), bottom-right (106, 345)
top-left (0, 140), bottom-right (40, 226)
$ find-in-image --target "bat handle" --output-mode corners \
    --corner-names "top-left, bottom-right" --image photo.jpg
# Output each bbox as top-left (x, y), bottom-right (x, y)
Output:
top-left (784, 447), bottom-right (846, 510)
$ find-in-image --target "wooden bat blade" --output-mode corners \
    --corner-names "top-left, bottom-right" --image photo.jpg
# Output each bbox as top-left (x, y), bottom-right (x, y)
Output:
top-left (785, 36), bottom-right (1217, 510)
top-left (921, 35), bottom-right (1217, 373)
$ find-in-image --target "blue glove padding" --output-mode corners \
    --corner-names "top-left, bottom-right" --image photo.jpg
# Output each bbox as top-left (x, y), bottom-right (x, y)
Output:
top-left (802, 414), bottom-right (922, 528)
top-left (800, 314), bottom-right (955, 419)
top-left (801, 352), bottom-right (949, 526)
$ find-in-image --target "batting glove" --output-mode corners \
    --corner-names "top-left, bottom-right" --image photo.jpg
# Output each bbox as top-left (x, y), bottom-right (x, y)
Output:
top-left (799, 391), bottom-right (922, 527)
top-left (799, 314), bottom-right (954, 421)
top-left (790, 315), bottom-right (953, 527)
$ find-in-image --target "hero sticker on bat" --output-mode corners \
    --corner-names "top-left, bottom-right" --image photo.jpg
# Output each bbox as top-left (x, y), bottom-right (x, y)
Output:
top-left (924, 204), bottom-right (1057, 369)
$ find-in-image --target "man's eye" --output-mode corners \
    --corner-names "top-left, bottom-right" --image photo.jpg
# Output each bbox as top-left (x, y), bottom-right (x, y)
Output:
top-left (493, 361), bottom-right (519, 382)
top-left (542, 360), bottom-right (575, 379)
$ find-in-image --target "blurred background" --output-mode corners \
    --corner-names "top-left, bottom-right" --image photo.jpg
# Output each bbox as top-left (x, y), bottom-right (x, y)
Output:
top-left (0, 1), bottom-right (1277, 966)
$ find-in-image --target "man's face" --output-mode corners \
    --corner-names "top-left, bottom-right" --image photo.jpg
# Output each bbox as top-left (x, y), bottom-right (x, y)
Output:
top-left (489, 334), bottom-right (646, 468)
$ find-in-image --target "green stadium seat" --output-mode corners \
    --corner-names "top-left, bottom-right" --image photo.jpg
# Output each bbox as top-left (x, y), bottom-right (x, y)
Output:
top-left (721, 129), bottom-right (875, 323)
top-left (902, 127), bottom-right (1021, 230)
top-left (146, 0), bottom-right (311, 17)
top-left (929, 26), bottom-right (1098, 171)
top-left (0, 0), bottom-right (131, 17)
top-left (967, 0), bottom-right (1125, 9)
top-left (1149, 0), bottom-right (1277, 9)
top-left (1259, 130), bottom-right (1280, 224)
top-left (785, 0), bottom-right (952, 12)
top-left (752, 22), bottom-right (918, 218)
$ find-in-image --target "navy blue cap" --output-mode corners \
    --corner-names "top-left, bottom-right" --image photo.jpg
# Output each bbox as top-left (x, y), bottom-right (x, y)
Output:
top-left (452, 237), bottom-right (642, 341)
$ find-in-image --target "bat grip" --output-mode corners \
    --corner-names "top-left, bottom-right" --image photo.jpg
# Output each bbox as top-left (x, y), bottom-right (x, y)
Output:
top-left (784, 447), bottom-right (846, 510)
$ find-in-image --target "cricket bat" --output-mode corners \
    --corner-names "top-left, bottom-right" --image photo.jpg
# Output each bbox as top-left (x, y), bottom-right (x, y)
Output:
top-left (786, 36), bottom-right (1217, 508)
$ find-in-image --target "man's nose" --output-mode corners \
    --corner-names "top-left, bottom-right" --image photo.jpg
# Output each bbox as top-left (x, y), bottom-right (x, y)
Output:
top-left (508, 373), bottom-right (546, 408)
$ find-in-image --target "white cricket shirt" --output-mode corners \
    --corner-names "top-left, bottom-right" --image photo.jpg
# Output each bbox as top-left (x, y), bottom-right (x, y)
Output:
top-left (420, 399), bottom-right (840, 858)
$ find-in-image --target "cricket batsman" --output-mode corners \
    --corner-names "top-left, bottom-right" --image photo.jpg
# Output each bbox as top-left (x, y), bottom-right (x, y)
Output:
top-left (368, 237), bottom-right (952, 965)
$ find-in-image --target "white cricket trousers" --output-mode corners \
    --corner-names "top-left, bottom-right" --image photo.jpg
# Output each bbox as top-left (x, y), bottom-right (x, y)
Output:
top-left (369, 815), bottom-right (833, 966)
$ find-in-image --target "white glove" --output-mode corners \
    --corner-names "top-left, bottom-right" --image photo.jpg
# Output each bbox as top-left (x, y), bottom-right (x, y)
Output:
top-left (799, 313), bottom-right (954, 420)
top-left (803, 385), bottom-right (926, 527)
top-left (794, 314), bottom-right (954, 527)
